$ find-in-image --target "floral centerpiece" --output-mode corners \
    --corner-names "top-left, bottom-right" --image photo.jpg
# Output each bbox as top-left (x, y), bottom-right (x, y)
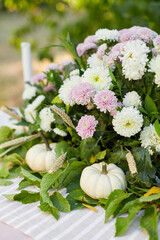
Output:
top-left (1, 26), bottom-right (160, 239)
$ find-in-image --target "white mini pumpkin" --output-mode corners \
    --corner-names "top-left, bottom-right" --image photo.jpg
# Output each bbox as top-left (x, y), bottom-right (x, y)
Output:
top-left (26, 143), bottom-right (57, 172)
top-left (80, 162), bottom-right (127, 199)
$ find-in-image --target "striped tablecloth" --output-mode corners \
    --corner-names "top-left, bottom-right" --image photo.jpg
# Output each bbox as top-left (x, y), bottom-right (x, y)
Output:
top-left (0, 110), bottom-right (152, 240)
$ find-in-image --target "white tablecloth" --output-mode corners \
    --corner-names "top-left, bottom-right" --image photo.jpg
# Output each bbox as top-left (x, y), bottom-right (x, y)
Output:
top-left (0, 110), bottom-right (153, 240)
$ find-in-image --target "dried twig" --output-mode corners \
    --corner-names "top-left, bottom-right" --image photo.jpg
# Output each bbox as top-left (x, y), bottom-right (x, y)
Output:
top-left (50, 105), bottom-right (76, 129)
top-left (0, 133), bottom-right (41, 149)
top-left (126, 148), bottom-right (138, 175)
top-left (1, 106), bottom-right (22, 122)
top-left (48, 152), bottom-right (67, 173)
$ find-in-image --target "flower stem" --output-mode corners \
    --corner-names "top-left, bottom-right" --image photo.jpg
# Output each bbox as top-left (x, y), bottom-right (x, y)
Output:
top-left (40, 130), bottom-right (51, 151)
top-left (101, 162), bottom-right (107, 174)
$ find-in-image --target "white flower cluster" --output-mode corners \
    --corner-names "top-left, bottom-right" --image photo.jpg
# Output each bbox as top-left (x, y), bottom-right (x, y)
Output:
top-left (53, 128), bottom-right (67, 137)
top-left (95, 29), bottom-right (120, 42)
top-left (121, 40), bottom-right (150, 80)
top-left (82, 67), bottom-right (112, 91)
top-left (149, 55), bottom-right (160, 87)
top-left (140, 124), bottom-right (160, 153)
top-left (87, 53), bottom-right (106, 68)
top-left (59, 76), bottom-right (82, 106)
top-left (22, 86), bottom-right (37, 100)
top-left (112, 107), bottom-right (143, 137)
top-left (24, 95), bottom-right (45, 123)
top-left (39, 107), bottom-right (55, 132)
top-left (123, 91), bottom-right (142, 108)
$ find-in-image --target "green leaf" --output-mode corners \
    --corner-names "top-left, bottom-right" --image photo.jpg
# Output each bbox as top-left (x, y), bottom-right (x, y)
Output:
top-left (18, 178), bottom-right (34, 190)
top-left (2, 153), bottom-right (23, 165)
top-left (118, 198), bottom-right (140, 215)
top-left (56, 161), bottom-right (86, 189)
top-left (96, 150), bottom-right (106, 160)
top-left (66, 194), bottom-right (83, 210)
top-left (39, 198), bottom-right (60, 220)
top-left (3, 194), bottom-right (15, 201)
top-left (21, 166), bottom-right (41, 184)
top-left (51, 95), bottom-right (63, 104)
top-left (59, 37), bottom-right (83, 69)
top-left (154, 119), bottom-right (160, 137)
top-left (0, 126), bottom-right (12, 142)
top-left (13, 190), bottom-right (40, 204)
top-left (79, 138), bottom-right (100, 161)
top-left (140, 205), bottom-right (158, 240)
top-left (105, 190), bottom-right (131, 223)
top-left (139, 193), bottom-right (160, 202)
top-left (68, 188), bottom-right (98, 205)
top-left (40, 170), bottom-right (63, 207)
top-left (55, 141), bottom-right (69, 158)
top-left (133, 147), bottom-right (156, 185)
top-left (145, 95), bottom-right (157, 114)
top-left (50, 192), bottom-right (70, 212)
top-left (0, 168), bottom-right (9, 178)
top-left (0, 179), bottom-right (13, 186)
top-left (115, 203), bottom-right (144, 236)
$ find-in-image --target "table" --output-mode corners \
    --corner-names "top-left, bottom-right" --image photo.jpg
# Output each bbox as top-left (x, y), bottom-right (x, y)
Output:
top-left (0, 110), bottom-right (152, 240)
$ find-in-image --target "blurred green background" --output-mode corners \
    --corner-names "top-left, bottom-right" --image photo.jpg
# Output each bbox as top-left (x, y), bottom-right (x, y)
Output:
top-left (0, 0), bottom-right (160, 106)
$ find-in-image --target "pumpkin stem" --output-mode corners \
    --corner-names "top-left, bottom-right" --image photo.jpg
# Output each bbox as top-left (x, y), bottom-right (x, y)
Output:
top-left (40, 130), bottom-right (52, 151)
top-left (101, 162), bottom-right (107, 174)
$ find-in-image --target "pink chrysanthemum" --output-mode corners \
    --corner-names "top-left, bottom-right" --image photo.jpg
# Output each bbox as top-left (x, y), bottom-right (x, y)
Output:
top-left (94, 90), bottom-right (118, 114)
top-left (43, 84), bottom-right (55, 92)
top-left (31, 73), bottom-right (46, 84)
top-left (97, 43), bottom-right (107, 60)
top-left (45, 63), bottom-right (59, 72)
top-left (76, 115), bottom-right (98, 139)
top-left (106, 42), bottom-right (126, 66)
top-left (119, 26), bottom-right (157, 43)
top-left (59, 59), bottom-right (75, 71)
top-left (84, 35), bottom-right (97, 44)
top-left (76, 42), bottom-right (97, 57)
top-left (69, 82), bottom-right (95, 105)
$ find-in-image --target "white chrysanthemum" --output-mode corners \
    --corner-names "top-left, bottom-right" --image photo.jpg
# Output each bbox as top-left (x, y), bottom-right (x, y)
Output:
top-left (95, 28), bottom-right (119, 42)
top-left (59, 76), bottom-right (82, 106)
top-left (31, 95), bottom-right (45, 109)
top-left (112, 107), bottom-right (143, 137)
top-left (120, 40), bottom-right (150, 80)
top-left (87, 53), bottom-right (106, 68)
top-left (149, 55), bottom-right (160, 87)
top-left (53, 128), bottom-right (67, 137)
top-left (24, 95), bottom-right (45, 123)
top-left (70, 69), bottom-right (79, 77)
top-left (123, 91), bottom-right (142, 108)
top-left (82, 67), bottom-right (112, 91)
top-left (8, 119), bottom-right (28, 135)
top-left (24, 105), bottom-right (37, 124)
top-left (39, 107), bottom-right (55, 132)
top-left (140, 124), bottom-right (160, 153)
top-left (22, 86), bottom-right (37, 100)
